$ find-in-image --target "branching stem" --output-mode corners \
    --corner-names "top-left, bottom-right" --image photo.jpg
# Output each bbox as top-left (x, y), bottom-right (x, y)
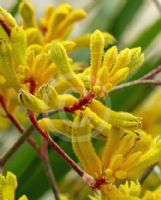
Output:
top-left (111, 79), bottom-right (161, 93)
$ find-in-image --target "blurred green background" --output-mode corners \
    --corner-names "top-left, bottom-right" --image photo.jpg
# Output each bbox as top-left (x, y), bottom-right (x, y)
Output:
top-left (0, 0), bottom-right (161, 199)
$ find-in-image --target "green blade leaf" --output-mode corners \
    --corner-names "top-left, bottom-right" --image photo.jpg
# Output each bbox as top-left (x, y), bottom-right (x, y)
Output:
top-left (129, 18), bottom-right (161, 50)
top-left (4, 135), bottom-right (77, 200)
top-left (109, 0), bottom-right (145, 38)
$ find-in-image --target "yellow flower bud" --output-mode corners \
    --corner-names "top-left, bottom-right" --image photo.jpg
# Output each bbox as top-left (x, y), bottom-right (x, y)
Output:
top-left (45, 3), bottom-right (72, 41)
top-left (26, 49), bottom-right (35, 67)
top-left (54, 9), bottom-right (87, 39)
top-left (103, 46), bottom-right (118, 71)
top-left (38, 84), bottom-right (59, 107)
top-left (108, 67), bottom-right (129, 86)
top-left (45, 5), bottom-right (55, 20)
top-left (18, 90), bottom-right (49, 112)
top-left (38, 118), bottom-right (72, 138)
top-left (11, 26), bottom-right (27, 65)
top-left (19, 0), bottom-right (37, 28)
top-left (89, 100), bottom-right (141, 129)
top-left (111, 48), bottom-right (131, 74)
top-left (96, 65), bottom-right (110, 85)
top-left (127, 47), bottom-right (144, 70)
top-left (72, 32), bottom-right (115, 50)
top-left (38, 63), bottom-right (58, 85)
top-left (0, 7), bottom-right (17, 34)
top-left (60, 40), bottom-right (76, 53)
top-left (32, 53), bottom-right (49, 81)
top-left (0, 39), bottom-right (20, 91)
top-left (90, 30), bottom-right (104, 88)
top-left (38, 84), bottom-right (76, 109)
top-left (50, 42), bottom-right (85, 95)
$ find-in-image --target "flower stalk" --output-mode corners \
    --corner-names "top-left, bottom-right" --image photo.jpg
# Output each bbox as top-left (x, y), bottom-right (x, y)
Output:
top-left (28, 110), bottom-right (95, 187)
top-left (111, 79), bottom-right (161, 93)
top-left (64, 91), bottom-right (94, 113)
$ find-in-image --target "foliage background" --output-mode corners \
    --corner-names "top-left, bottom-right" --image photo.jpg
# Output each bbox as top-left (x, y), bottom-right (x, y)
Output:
top-left (0, 0), bottom-right (161, 199)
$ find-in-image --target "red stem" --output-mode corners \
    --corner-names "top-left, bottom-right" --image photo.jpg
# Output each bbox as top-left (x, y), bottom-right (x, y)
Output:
top-left (0, 95), bottom-right (42, 158)
top-left (28, 111), bottom-right (90, 178)
top-left (0, 19), bottom-right (11, 36)
top-left (24, 78), bottom-right (36, 94)
top-left (29, 79), bottom-right (36, 94)
top-left (140, 66), bottom-right (161, 80)
top-left (64, 91), bottom-right (94, 113)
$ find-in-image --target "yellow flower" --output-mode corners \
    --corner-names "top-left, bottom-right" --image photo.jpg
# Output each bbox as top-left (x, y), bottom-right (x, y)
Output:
top-left (49, 30), bottom-right (143, 97)
top-left (71, 113), bottom-right (161, 189)
top-left (50, 42), bottom-right (86, 96)
top-left (89, 181), bottom-right (141, 200)
top-left (0, 171), bottom-right (28, 200)
top-left (19, 1), bottom-right (115, 49)
top-left (102, 127), bottom-right (161, 181)
top-left (143, 185), bottom-right (161, 200)
top-left (89, 182), bottom-right (161, 200)
top-left (19, 0), bottom-right (86, 43)
top-left (88, 30), bottom-right (144, 97)
top-left (20, 1), bottom-right (85, 40)
top-left (0, 25), bottom-right (58, 94)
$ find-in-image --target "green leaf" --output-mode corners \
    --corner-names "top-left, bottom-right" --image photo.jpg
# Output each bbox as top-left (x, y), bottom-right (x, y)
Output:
top-left (86, 0), bottom-right (121, 32)
top-left (109, 0), bottom-right (145, 38)
top-left (10, 0), bottom-right (22, 16)
top-left (4, 134), bottom-right (77, 200)
top-left (129, 18), bottom-right (161, 50)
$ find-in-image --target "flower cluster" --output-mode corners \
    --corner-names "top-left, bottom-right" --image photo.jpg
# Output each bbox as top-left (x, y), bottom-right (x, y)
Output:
top-left (0, 1), bottom-right (161, 200)
top-left (90, 181), bottom-right (161, 200)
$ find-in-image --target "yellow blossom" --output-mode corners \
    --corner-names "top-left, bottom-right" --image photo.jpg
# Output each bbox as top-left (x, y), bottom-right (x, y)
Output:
top-left (38, 84), bottom-right (76, 109)
top-left (50, 41), bottom-right (86, 95)
top-left (18, 90), bottom-right (49, 112)
top-left (19, 0), bottom-right (86, 43)
top-left (87, 30), bottom-right (144, 97)
top-left (71, 113), bottom-right (161, 188)
top-left (0, 171), bottom-right (28, 200)
top-left (72, 114), bottom-right (102, 177)
top-left (89, 181), bottom-right (161, 200)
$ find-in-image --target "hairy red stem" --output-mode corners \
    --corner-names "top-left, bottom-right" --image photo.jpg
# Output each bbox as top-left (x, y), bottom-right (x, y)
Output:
top-left (140, 66), bottom-right (161, 80)
top-left (28, 111), bottom-right (86, 178)
top-left (64, 91), bottom-right (94, 113)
